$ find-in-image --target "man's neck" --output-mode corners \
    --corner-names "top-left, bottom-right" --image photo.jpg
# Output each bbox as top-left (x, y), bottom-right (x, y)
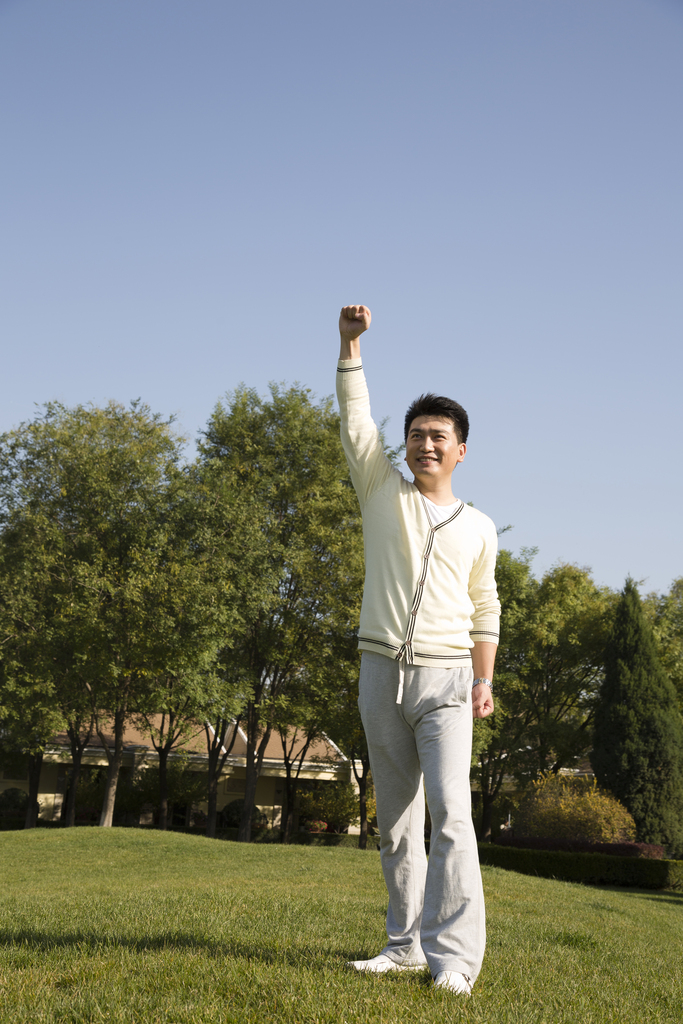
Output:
top-left (413, 480), bottom-right (457, 506)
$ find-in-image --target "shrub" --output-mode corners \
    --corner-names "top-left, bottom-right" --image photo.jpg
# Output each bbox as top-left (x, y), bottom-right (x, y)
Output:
top-left (0, 787), bottom-right (29, 828)
top-left (219, 798), bottom-right (268, 830)
top-left (73, 767), bottom-right (106, 823)
top-left (298, 781), bottom-right (359, 834)
top-left (70, 761), bottom-right (209, 826)
top-left (514, 773), bottom-right (636, 843)
top-left (122, 762), bottom-right (207, 817)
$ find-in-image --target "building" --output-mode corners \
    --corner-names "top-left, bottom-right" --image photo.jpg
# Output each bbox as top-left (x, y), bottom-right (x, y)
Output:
top-left (0, 717), bottom-right (355, 830)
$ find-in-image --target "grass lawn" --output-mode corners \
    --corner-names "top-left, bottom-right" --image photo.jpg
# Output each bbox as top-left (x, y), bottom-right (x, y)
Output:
top-left (0, 829), bottom-right (681, 1023)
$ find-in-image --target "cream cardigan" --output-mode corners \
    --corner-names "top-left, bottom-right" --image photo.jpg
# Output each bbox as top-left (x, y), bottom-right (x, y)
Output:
top-left (337, 358), bottom-right (500, 667)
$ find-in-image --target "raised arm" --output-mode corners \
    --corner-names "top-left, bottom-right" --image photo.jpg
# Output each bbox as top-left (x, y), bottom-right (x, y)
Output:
top-left (339, 305), bottom-right (372, 359)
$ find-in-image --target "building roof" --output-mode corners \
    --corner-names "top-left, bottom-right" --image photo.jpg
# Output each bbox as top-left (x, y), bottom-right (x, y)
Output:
top-left (47, 716), bottom-right (347, 773)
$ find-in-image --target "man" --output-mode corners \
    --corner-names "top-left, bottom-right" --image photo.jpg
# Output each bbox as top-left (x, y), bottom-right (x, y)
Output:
top-left (337, 304), bottom-right (500, 996)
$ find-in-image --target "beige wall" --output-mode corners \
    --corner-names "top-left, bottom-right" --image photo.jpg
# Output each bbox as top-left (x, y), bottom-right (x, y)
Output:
top-left (1, 763), bottom-right (67, 822)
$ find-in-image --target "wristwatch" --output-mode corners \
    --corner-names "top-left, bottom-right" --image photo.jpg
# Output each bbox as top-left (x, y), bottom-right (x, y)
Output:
top-left (472, 677), bottom-right (493, 692)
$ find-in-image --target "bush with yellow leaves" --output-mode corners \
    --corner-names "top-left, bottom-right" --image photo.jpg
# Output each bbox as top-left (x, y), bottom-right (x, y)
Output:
top-left (514, 773), bottom-right (636, 843)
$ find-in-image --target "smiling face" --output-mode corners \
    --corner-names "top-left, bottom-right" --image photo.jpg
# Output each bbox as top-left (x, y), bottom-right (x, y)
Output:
top-left (404, 415), bottom-right (466, 490)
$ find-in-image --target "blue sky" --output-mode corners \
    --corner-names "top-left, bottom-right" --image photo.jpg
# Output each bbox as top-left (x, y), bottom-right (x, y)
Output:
top-left (1, 0), bottom-right (681, 594)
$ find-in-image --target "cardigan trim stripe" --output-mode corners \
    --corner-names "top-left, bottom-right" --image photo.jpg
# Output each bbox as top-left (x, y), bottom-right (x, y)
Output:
top-left (359, 636), bottom-right (400, 654)
top-left (395, 496), bottom-right (465, 664)
top-left (359, 636), bottom-right (473, 662)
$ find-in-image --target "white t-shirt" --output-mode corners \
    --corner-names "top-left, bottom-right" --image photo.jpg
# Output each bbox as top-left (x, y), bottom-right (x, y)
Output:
top-left (423, 496), bottom-right (459, 527)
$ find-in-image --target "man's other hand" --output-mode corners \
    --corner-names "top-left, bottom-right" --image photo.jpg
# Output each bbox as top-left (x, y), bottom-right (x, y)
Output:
top-left (472, 683), bottom-right (494, 719)
top-left (339, 305), bottom-right (371, 342)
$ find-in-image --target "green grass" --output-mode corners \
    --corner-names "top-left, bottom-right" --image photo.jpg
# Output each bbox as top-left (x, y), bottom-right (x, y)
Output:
top-left (0, 829), bottom-right (682, 1023)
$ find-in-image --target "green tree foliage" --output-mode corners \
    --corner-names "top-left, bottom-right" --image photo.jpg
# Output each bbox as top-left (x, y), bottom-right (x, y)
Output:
top-left (199, 384), bottom-right (364, 842)
top-left (514, 773), bottom-right (636, 843)
top-left (591, 579), bottom-right (683, 854)
top-left (473, 550), bottom-right (614, 840)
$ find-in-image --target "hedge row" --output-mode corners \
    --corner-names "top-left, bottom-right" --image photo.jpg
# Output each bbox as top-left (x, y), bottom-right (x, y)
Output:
top-left (494, 834), bottom-right (665, 859)
top-left (216, 826), bottom-right (381, 849)
top-left (478, 842), bottom-right (683, 890)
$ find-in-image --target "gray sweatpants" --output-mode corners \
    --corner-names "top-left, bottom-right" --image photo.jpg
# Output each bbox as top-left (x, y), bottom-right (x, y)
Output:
top-left (358, 650), bottom-right (486, 981)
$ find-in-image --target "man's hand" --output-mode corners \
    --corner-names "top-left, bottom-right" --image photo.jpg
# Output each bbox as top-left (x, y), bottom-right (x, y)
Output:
top-left (472, 683), bottom-right (494, 720)
top-left (339, 305), bottom-right (371, 360)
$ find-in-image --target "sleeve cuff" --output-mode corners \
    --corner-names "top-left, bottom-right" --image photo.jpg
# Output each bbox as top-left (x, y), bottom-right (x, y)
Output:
top-left (337, 358), bottom-right (363, 371)
top-left (469, 625), bottom-right (500, 643)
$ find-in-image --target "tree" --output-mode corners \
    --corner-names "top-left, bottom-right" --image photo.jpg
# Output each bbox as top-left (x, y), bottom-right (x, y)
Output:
top-left (0, 401), bottom-right (223, 828)
top-left (472, 548), bottom-right (537, 841)
top-left (199, 384), bottom-right (364, 842)
top-left (644, 577), bottom-right (683, 714)
top-left (276, 722), bottom-right (318, 843)
top-left (0, 521), bottom-right (67, 827)
top-left (131, 467), bottom-right (242, 831)
top-left (591, 579), bottom-right (683, 854)
top-left (473, 551), bottom-right (614, 841)
top-left (271, 660), bottom-right (351, 844)
top-left (321, 658), bottom-right (373, 849)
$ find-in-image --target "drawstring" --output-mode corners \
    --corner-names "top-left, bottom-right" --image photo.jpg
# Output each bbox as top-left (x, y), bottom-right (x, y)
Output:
top-left (395, 642), bottom-right (413, 704)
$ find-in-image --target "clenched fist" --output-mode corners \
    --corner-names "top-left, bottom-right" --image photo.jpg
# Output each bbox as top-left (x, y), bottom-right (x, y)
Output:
top-left (340, 305), bottom-right (371, 340)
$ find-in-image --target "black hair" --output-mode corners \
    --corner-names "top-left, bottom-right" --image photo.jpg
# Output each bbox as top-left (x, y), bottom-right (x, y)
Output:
top-left (404, 393), bottom-right (470, 445)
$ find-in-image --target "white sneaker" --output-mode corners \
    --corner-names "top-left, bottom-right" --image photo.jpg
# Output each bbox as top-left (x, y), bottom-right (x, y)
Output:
top-left (347, 954), bottom-right (427, 973)
top-left (433, 971), bottom-right (472, 995)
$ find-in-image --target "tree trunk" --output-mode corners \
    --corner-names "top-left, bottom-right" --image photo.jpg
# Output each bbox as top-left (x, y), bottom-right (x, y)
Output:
top-left (351, 754), bottom-right (370, 850)
top-left (278, 728), bottom-right (313, 845)
top-left (281, 800), bottom-right (296, 844)
top-left (206, 769), bottom-right (219, 839)
top-left (204, 718), bottom-right (241, 839)
top-left (64, 717), bottom-right (94, 828)
top-left (158, 747), bottom-right (169, 831)
top-left (479, 791), bottom-right (495, 842)
top-left (24, 752), bottom-right (43, 829)
top-left (237, 718), bottom-right (271, 842)
top-left (238, 762), bottom-right (258, 843)
top-left (98, 707), bottom-right (126, 827)
top-left (64, 751), bottom-right (84, 828)
top-left (357, 772), bottom-right (368, 850)
top-left (281, 768), bottom-right (298, 844)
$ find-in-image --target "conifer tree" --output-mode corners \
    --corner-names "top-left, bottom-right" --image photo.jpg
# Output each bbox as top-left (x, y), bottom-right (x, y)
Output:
top-left (591, 579), bottom-right (683, 854)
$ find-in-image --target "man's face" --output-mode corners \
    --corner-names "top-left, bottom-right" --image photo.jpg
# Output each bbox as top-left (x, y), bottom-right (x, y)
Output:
top-left (405, 416), bottom-right (466, 485)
